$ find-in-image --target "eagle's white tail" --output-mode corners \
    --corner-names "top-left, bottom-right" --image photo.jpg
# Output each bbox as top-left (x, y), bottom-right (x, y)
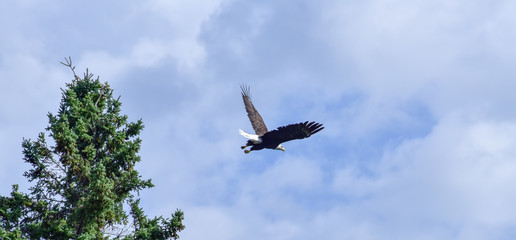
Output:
top-left (239, 129), bottom-right (262, 143)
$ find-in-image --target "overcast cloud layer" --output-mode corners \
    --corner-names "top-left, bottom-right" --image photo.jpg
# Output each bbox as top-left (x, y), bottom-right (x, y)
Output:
top-left (2, 1), bottom-right (516, 239)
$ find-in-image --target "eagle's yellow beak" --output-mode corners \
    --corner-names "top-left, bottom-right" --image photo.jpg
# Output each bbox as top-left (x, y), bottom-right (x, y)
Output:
top-left (280, 146), bottom-right (285, 152)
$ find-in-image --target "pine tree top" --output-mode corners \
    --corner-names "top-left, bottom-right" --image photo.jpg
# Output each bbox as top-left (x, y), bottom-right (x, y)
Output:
top-left (0, 58), bottom-right (184, 239)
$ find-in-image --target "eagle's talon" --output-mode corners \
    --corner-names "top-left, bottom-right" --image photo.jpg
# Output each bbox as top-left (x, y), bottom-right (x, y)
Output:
top-left (241, 145), bottom-right (247, 149)
top-left (244, 150), bottom-right (251, 154)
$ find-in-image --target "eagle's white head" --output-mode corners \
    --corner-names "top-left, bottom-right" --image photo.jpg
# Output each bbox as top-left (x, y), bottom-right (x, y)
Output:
top-left (275, 144), bottom-right (285, 151)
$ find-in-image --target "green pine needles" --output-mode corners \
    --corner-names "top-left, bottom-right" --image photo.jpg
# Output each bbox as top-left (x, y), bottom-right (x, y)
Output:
top-left (0, 58), bottom-right (184, 239)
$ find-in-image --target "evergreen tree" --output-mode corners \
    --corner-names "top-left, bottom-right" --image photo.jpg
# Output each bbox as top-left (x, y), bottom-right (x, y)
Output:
top-left (0, 58), bottom-right (184, 239)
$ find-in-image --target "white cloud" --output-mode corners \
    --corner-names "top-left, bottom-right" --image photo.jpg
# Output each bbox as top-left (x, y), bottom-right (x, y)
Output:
top-left (181, 206), bottom-right (246, 240)
top-left (3, 1), bottom-right (516, 239)
top-left (128, 36), bottom-right (207, 72)
top-left (329, 114), bottom-right (516, 239)
top-left (69, 0), bottom-right (229, 80)
top-left (77, 51), bottom-right (130, 83)
top-left (246, 155), bottom-right (323, 193)
top-left (317, 0), bottom-right (516, 108)
top-left (135, 0), bottom-right (227, 72)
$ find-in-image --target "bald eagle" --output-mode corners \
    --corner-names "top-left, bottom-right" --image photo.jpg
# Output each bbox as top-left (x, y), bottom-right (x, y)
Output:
top-left (239, 85), bottom-right (324, 154)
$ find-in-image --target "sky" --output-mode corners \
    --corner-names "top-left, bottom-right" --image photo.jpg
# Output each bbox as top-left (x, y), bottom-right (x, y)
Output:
top-left (1, 0), bottom-right (516, 239)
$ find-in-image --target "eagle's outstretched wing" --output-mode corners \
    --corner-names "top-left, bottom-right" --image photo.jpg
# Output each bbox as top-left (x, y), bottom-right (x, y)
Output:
top-left (241, 85), bottom-right (268, 136)
top-left (264, 121), bottom-right (324, 144)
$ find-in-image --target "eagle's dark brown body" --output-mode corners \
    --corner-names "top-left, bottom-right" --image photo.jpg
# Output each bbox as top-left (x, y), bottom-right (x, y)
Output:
top-left (239, 85), bottom-right (324, 153)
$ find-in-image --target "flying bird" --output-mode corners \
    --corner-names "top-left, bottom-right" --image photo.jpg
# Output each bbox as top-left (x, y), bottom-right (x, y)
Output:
top-left (239, 85), bottom-right (324, 154)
